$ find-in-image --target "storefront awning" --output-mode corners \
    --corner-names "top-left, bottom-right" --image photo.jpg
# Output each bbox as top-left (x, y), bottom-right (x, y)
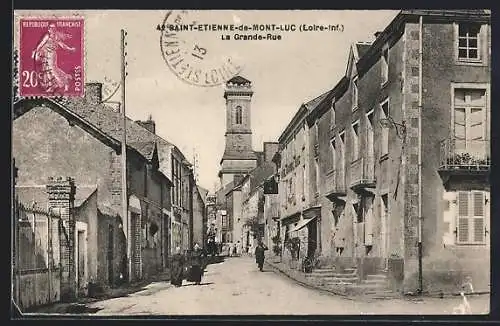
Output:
top-left (289, 217), bottom-right (316, 233)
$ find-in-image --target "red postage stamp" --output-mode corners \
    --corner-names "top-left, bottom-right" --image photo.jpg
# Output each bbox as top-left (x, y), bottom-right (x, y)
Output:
top-left (19, 17), bottom-right (84, 97)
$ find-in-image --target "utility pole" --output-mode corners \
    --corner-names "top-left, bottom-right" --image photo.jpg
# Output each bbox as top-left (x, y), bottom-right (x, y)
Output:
top-left (120, 29), bottom-right (131, 283)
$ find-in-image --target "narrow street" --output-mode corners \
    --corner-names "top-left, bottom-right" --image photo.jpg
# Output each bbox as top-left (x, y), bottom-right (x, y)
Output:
top-left (86, 257), bottom-right (490, 315)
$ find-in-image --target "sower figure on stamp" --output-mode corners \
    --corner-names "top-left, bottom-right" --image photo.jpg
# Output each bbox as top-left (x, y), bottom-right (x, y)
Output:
top-left (170, 247), bottom-right (184, 287)
top-left (32, 23), bottom-right (75, 93)
top-left (254, 240), bottom-right (268, 272)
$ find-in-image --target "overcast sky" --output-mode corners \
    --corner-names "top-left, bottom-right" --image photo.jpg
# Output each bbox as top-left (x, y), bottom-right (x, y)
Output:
top-left (15, 10), bottom-right (399, 191)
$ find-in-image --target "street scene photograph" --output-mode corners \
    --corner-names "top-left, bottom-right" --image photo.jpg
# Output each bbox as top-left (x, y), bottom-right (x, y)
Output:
top-left (11, 9), bottom-right (491, 316)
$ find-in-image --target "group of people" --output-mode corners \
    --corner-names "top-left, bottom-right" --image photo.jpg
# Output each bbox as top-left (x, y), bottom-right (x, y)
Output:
top-left (169, 240), bottom-right (269, 288)
top-left (169, 243), bottom-right (206, 287)
top-left (227, 241), bottom-right (243, 257)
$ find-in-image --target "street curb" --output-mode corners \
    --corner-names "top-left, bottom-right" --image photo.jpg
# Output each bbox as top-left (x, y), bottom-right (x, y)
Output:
top-left (265, 262), bottom-right (355, 301)
top-left (404, 291), bottom-right (490, 299)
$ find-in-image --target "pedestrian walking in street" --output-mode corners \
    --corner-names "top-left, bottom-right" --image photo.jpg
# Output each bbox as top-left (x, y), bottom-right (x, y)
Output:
top-left (232, 243), bottom-right (237, 257)
top-left (255, 240), bottom-right (268, 272)
top-left (188, 243), bottom-right (205, 285)
top-left (170, 246), bottom-right (185, 287)
top-left (236, 240), bottom-right (242, 256)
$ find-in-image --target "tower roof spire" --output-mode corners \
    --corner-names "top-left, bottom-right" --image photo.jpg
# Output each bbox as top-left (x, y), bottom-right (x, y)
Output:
top-left (226, 75), bottom-right (251, 86)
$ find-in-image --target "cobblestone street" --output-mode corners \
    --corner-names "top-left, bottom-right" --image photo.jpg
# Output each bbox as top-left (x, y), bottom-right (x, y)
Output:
top-left (86, 257), bottom-right (490, 315)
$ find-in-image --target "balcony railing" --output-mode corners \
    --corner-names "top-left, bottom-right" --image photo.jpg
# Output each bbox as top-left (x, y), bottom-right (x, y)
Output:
top-left (439, 138), bottom-right (490, 171)
top-left (350, 156), bottom-right (376, 189)
top-left (324, 169), bottom-right (347, 199)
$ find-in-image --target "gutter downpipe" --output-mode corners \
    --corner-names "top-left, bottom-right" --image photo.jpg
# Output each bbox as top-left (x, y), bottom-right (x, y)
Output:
top-left (417, 16), bottom-right (424, 295)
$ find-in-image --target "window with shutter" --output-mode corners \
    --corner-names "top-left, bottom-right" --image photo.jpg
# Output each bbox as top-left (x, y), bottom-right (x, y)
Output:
top-left (456, 191), bottom-right (486, 245)
top-left (457, 191), bottom-right (470, 243)
top-left (473, 192), bottom-right (485, 243)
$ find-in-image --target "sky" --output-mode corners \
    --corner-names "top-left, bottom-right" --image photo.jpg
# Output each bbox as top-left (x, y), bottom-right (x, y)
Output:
top-left (15, 10), bottom-right (400, 191)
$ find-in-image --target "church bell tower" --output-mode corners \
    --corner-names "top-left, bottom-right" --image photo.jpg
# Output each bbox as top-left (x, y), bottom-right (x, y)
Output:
top-left (218, 76), bottom-right (257, 188)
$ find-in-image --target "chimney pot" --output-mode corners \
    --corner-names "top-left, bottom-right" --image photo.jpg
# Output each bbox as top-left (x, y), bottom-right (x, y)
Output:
top-left (136, 119), bottom-right (156, 134)
top-left (85, 83), bottom-right (103, 105)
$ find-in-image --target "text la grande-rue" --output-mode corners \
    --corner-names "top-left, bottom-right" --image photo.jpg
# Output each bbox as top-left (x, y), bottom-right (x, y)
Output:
top-left (222, 33), bottom-right (282, 41)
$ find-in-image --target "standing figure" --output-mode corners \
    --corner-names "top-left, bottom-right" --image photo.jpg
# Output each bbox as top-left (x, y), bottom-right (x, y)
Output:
top-left (170, 247), bottom-right (185, 287)
top-left (189, 243), bottom-right (205, 285)
top-left (232, 243), bottom-right (237, 257)
top-left (32, 23), bottom-right (76, 94)
top-left (236, 241), bottom-right (242, 256)
top-left (254, 240), bottom-right (268, 272)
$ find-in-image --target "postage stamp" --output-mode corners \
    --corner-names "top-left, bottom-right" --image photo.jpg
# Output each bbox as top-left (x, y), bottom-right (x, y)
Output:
top-left (19, 17), bottom-right (84, 97)
top-left (159, 10), bottom-right (243, 87)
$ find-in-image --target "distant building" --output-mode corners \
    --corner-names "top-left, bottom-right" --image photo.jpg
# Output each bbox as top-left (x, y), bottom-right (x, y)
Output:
top-left (273, 94), bottom-right (329, 264)
top-left (218, 76), bottom-right (258, 188)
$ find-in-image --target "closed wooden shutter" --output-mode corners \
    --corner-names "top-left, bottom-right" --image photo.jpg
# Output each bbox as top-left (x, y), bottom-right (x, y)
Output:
top-left (457, 191), bottom-right (469, 243)
top-left (364, 198), bottom-right (374, 246)
top-left (472, 191), bottom-right (485, 243)
top-left (456, 191), bottom-right (487, 244)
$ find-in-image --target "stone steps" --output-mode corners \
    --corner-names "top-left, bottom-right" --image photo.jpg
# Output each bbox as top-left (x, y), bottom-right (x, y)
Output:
top-left (363, 278), bottom-right (389, 285)
top-left (366, 274), bottom-right (387, 280)
top-left (306, 272), bottom-right (357, 278)
top-left (314, 276), bottom-right (359, 283)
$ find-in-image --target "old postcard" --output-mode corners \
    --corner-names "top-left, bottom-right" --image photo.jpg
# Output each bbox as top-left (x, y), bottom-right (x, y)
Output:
top-left (11, 9), bottom-right (491, 316)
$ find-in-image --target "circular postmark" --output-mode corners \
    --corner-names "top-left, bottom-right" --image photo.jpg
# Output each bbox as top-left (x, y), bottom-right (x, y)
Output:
top-left (159, 10), bottom-right (243, 87)
top-left (101, 76), bottom-right (121, 102)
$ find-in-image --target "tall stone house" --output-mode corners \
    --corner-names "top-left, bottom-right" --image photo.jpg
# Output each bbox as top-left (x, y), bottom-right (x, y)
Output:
top-left (299, 9), bottom-right (490, 293)
top-left (273, 93), bottom-right (330, 264)
top-left (13, 82), bottom-right (196, 289)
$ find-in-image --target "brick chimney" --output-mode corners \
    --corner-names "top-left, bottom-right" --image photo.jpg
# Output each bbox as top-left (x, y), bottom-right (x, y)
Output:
top-left (85, 83), bottom-right (103, 105)
top-left (46, 177), bottom-right (77, 301)
top-left (263, 142), bottom-right (279, 163)
top-left (136, 115), bottom-right (156, 134)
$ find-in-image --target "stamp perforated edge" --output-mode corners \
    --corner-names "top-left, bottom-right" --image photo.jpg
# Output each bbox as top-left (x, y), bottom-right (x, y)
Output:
top-left (14, 13), bottom-right (86, 99)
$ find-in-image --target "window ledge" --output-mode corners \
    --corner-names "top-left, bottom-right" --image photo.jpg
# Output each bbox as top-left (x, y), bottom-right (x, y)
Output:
top-left (453, 243), bottom-right (488, 246)
top-left (379, 153), bottom-right (389, 163)
top-left (455, 59), bottom-right (485, 67)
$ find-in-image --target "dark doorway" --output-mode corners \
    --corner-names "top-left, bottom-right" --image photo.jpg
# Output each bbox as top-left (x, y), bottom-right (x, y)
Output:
top-left (307, 220), bottom-right (317, 258)
top-left (107, 224), bottom-right (114, 285)
top-left (77, 230), bottom-right (85, 292)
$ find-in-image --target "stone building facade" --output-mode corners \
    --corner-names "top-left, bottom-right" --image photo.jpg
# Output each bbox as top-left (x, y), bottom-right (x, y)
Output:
top-left (13, 83), bottom-right (178, 287)
top-left (274, 94), bottom-right (329, 264)
top-left (302, 9), bottom-right (490, 293)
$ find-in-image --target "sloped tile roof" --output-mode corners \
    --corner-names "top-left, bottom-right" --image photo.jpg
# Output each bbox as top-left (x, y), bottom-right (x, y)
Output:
top-left (356, 43), bottom-right (372, 59)
top-left (249, 162), bottom-right (276, 193)
top-left (303, 90), bottom-right (330, 112)
top-left (16, 185), bottom-right (97, 209)
top-left (51, 96), bottom-right (172, 156)
top-left (129, 141), bottom-right (156, 160)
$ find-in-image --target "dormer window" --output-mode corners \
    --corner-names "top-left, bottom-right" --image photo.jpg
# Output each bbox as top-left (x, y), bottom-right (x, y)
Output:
top-left (352, 76), bottom-right (358, 111)
top-left (331, 98), bottom-right (336, 126)
top-left (381, 47), bottom-right (389, 85)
